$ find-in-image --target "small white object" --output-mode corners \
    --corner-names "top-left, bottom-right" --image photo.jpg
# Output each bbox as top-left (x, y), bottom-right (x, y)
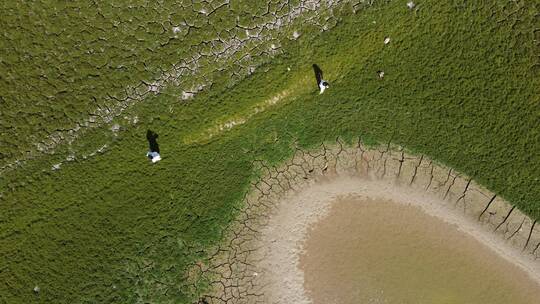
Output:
top-left (384, 37), bottom-right (391, 45)
top-left (253, 272), bottom-right (258, 276)
top-left (181, 91), bottom-right (194, 100)
top-left (407, 1), bottom-right (416, 9)
top-left (378, 71), bottom-right (385, 78)
top-left (287, 67), bottom-right (291, 72)
top-left (319, 80), bottom-right (329, 94)
top-left (33, 286), bottom-right (40, 293)
top-left (147, 151), bottom-right (161, 163)
top-left (292, 31), bottom-right (300, 39)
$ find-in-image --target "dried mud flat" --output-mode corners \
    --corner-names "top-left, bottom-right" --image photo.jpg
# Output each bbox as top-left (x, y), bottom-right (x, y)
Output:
top-left (296, 187), bottom-right (540, 303)
top-left (195, 139), bottom-right (540, 303)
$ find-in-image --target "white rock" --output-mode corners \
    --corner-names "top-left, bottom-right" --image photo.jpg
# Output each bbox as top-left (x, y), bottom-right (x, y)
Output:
top-left (384, 37), bottom-right (391, 44)
top-left (181, 91), bottom-right (194, 100)
top-left (33, 286), bottom-right (40, 293)
top-left (292, 31), bottom-right (300, 39)
top-left (407, 1), bottom-right (416, 9)
top-left (36, 143), bottom-right (46, 152)
top-left (148, 83), bottom-right (159, 93)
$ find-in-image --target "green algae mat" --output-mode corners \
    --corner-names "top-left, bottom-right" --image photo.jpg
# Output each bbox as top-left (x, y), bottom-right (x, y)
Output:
top-left (1, 1), bottom-right (539, 303)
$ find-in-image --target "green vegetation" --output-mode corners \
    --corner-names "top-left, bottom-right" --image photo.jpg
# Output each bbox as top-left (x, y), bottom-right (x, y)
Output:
top-left (0, 0), bottom-right (337, 166)
top-left (1, 0), bottom-right (539, 303)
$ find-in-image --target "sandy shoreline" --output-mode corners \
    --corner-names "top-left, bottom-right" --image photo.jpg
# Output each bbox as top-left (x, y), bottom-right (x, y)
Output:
top-left (256, 176), bottom-right (540, 303)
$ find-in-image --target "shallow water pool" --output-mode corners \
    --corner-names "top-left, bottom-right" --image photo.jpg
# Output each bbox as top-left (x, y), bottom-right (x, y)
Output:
top-left (300, 197), bottom-right (540, 304)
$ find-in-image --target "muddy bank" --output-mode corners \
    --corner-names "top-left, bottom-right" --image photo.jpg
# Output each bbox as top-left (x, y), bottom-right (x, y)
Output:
top-left (198, 142), bottom-right (540, 303)
top-left (301, 195), bottom-right (540, 304)
top-left (256, 177), bottom-right (540, 303)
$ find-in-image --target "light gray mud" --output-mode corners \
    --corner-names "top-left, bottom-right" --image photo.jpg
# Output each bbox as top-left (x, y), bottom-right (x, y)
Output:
top-left (192, 139), bottom-right (540, 303)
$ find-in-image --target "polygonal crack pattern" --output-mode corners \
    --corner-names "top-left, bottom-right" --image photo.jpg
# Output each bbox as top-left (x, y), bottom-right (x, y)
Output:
top-left (194, 137), bottom-right (540, 303)
top-left (1, 0), bottom-right (367, 175)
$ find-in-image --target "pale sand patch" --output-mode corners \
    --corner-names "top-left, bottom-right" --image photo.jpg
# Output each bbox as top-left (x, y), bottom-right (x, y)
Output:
top-left (256, 176), bottom-right (540, 303)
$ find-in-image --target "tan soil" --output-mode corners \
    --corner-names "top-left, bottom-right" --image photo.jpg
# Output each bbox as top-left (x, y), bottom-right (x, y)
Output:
top-left (203, 143), bottom-right (540, 304)
top-left (301, 195), bottom-right (540, 304)
top-left (256, 177), bottom-right (540, 303)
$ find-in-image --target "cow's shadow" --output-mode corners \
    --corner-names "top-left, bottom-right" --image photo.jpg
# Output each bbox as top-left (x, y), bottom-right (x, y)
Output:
top-left (312, 64), bottom-right (324, 87)
top-left (146, 130), bottom-right (160, 153)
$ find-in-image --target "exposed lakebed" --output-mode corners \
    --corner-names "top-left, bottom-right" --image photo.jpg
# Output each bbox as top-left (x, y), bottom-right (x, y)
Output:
top-left (301, 196), bottom-right (540, 303)
top-left (202, 144), bottom-right (540, 303)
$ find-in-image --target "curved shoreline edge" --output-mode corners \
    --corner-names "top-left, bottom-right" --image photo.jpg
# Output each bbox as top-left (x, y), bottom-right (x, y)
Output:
top-left (259, 178), bottom-right (540, 303)
top-left (196, 139), bottom-right (540, 303)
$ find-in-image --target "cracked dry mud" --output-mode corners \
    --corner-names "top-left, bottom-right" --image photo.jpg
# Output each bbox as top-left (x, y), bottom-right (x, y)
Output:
top-left (193, 138), bottom-right (540, 303)
top-left (1, 0), bottom-right (360, 175)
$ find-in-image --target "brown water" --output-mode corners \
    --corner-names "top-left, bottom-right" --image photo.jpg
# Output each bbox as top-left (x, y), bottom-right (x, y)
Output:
top-left (300, 197), bottom-right (540, 304)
